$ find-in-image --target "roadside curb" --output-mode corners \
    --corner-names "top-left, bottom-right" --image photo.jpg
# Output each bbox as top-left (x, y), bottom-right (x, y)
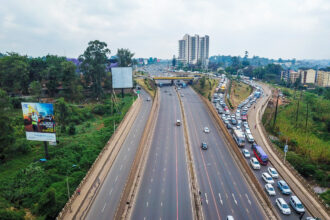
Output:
top-left (57, 96), bottom-right (142, 220)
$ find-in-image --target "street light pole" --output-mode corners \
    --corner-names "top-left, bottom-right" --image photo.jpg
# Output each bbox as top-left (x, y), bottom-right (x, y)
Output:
top-left (66, 175), bottom-right (72, 212)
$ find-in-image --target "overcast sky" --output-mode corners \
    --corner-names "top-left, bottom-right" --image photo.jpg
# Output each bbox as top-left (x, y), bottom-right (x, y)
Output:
top-left (1, 0), bottom-right (329, 60)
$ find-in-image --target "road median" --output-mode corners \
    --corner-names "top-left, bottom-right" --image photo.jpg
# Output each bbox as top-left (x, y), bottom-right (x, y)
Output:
top-left (176, 88), bottom-right (203, 220)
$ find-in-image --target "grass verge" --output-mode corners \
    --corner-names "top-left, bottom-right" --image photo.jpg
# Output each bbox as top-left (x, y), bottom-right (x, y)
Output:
top-left (229, 80), bottom-right (252, 109)
top-left (192, 76), bottom-right (219, 100)
top-left (136, 78), bottom-right (156, 98)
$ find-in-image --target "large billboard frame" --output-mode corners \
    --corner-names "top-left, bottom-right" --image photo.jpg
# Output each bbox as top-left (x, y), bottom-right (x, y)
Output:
top-left (111, 67), bottom-right (133, 89)
top-left (21, 102), bottom-right (56, 142)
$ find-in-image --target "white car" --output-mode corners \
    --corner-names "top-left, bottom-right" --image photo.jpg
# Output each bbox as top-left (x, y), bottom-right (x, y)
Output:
top-left (262, 172), bottom-right (274, 184)
top-left (245, 128), bottom-right (251, 135)
top-left (204, 127), bottom-right (210, 133)
top-left (276, 198), bottom-right (291, 215)
top-left (246, 134), bottom-right (254, 143)
top-left (265, 183), bottom-right (276, 196)
top-left (268, 167), bottom-right (279, 178)
top-left (243, 122), bottom-right (249, 128)
top-left (242, 149), bottom-right (250, 158)
top-left (250, 157), bottom-right (260, 170)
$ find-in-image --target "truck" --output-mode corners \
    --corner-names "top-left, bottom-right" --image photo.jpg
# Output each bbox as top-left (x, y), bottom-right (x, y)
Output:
top-left (233, 129), bottom-right (245, 147)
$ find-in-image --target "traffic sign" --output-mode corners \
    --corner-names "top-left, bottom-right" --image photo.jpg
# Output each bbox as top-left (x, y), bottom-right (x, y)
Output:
top-left (137, 90), bottom-right (140, 94)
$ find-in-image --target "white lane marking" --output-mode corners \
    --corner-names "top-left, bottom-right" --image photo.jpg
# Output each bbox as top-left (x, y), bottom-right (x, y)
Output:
top-left (245, 193), bottom-right (251, 205)
top-left (115, 176), bottom-right (118, 182)
top-left (120, 165), bottom-right (123, 170)
top-left (226, 193), bottom-right (229, 199)
top-left (144, 217), bottom-right (146, 220)
top-left (233, 181), bottom-right (237, 186)
top-left (246, 208), bottom-right (250, 214)
top-left (218, 193), bottom-right (223, 205)
top-left (163, 177), bottom-right (165, 182)
top-left (101, 203), bottom-right (106, 212)
top-left (148, 189), bottom-right (151, 194)
top-left (161, 201), bottom-right (163, 207)
top-left (231, 208), bottom-right (234, 214)
top-left (128, 147), bottom-right (130, 152)
top-left (232, 193), bottom-right (237, 205)
top-left (146, 201), bottom-right (149, 207)
top-left (163, 168), bottom-right (166, 172)
top-left (151, 178), bottom-right (153, 183)
top-left (124, 155), bottom-right (127, 160)
top-left (205, 193), bottom-right (209, 205)
top-left (109, 188), bottom-right (113, 195)
top-left (152, 168), bottom-right (155, 172)
top-left (130, 140), bottom-right (133, 144)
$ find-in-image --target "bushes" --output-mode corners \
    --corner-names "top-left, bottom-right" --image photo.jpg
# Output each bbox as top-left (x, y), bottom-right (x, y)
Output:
top-left (320, 190), bottom-right (330, 206)
top-left (0, 209), bottom-right (25, 220)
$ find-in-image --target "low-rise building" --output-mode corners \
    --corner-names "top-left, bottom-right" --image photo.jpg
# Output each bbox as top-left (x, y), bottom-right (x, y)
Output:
top-left (316, 70), bottom-right (330, 87)
top-left (298, 69), bottom-right (316, 85)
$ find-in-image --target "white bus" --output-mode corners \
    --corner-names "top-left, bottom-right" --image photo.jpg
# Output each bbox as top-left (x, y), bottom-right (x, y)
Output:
top-left (233, 129), bottom-right (245, 147)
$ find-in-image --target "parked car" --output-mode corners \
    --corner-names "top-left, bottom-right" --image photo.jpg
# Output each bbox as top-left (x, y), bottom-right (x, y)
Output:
top-left (290, 196), bottom-right (305, 213)
top-left (250, 157), bottom-right (260, 170)
top-left (262, 172), bottom-right (274, 184)
top-left (276, 198), bottom-right (291, 215)
top-left (265, 183), bottom-right (276, 196)
top-left (268, 167), bottom-right (279, 178)
top-left (277, 180), bottom-right (292, 195)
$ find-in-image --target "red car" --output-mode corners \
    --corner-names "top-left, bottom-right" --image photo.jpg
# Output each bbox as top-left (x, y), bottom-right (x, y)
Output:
top-left (242, 115), bottom-right (247, 121)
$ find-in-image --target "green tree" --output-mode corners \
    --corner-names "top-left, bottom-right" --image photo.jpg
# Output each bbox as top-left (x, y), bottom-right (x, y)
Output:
top-left (172, 57), bottom-right (176, 67)
top-left (60, 61), bottom-right (79, 101)
top-left (0, 89), bottom-right (14, 161)
top-left (117, 48), bottom-right (134, 67)
top-left (29, 81), bottom-right (42, 101)
top-left (79, 40), bottom-right (111, 99)
top-left (0, 53), bottom-right (29, 94)
top-left (200, 76), bottom-right (206, 89)
top-left (55, 98), bottom-right (70, 132)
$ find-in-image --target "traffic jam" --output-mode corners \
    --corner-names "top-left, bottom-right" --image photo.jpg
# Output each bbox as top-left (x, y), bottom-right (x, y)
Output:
top-left (212, 76), bottom-right (312, 219)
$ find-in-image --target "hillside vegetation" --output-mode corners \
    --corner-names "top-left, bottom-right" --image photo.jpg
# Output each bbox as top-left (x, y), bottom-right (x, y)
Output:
top-left (192, 76), bottom-right (218, 100)
top-left (0, 94), bottom-right (134, 219)
top-left (262, 87), bottom-right (330, 204)
top-left (229, 80), bottom-right (253, 109)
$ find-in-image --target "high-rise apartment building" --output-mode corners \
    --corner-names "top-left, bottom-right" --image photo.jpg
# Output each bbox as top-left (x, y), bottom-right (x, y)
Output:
top-left (316, 70), bottom-right (330, 87)
top-left (178, 34), bottom-right (209, 66)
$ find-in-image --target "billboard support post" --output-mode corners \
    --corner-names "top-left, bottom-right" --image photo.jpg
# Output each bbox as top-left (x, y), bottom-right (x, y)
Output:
top-left (121, 88), bottom-right (124, 98)
top-left (44, 141), bottom-right (49, 159)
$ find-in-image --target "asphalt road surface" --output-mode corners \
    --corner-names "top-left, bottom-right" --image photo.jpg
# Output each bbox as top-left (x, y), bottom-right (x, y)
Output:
top-left (131, 86), bottom-right (193, 220)
top-left (86, 90), bottom-right (152, 220)
top-left (180, 86), bottom-right (266, 220)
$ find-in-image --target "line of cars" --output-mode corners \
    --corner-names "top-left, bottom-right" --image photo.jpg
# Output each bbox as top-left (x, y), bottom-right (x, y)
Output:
top-left (212, 80), bottom-right (309, 218)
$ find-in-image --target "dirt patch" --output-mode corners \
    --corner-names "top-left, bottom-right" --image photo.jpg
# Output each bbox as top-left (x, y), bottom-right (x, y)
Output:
top-left (96, 123), bottom-right (104, 130)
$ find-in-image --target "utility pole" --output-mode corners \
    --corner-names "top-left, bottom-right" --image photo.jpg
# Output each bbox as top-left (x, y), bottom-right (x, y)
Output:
top-left (273, 91), bottom-right (280, 128)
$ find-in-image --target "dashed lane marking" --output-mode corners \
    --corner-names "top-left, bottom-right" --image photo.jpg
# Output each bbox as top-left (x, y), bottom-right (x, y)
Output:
top-left (101, 203), bottom-right (106, 213)
top-left (205, 193), bottom-right (209, 205)
top-left (146, 202), bottom-right (148, 207)
top-left (232, 193), bottom-right (237, 205)
top-left (245, 193), bottom-right (251, 205)
top-left (109, 188), bottom-right (113, 195)
top-left (218, 193), bottom-right (223, 205)
top-left (115, 176), bottom-right (118, 182)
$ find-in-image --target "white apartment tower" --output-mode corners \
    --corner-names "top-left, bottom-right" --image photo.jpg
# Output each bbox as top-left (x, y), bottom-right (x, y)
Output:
top-left (178, 34), bottom-right (209, 66)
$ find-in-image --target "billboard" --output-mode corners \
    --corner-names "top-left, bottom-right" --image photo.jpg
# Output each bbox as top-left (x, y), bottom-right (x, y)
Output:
top-left (112, 67), bottom-right (133, 89)
top-left (21, 102), bottom-right (56, 142)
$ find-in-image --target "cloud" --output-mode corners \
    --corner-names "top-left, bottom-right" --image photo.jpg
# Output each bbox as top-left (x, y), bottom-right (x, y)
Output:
top-left (0, 0), bottom-right (329, 59)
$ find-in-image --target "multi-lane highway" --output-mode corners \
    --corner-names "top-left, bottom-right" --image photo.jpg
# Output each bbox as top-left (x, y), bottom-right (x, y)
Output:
top-left (86, 90), bottom-right (152, 220)
top-left (180, 86), bottom-right (267, 219)
top-left (131, 86), bottom-right (193, 220)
